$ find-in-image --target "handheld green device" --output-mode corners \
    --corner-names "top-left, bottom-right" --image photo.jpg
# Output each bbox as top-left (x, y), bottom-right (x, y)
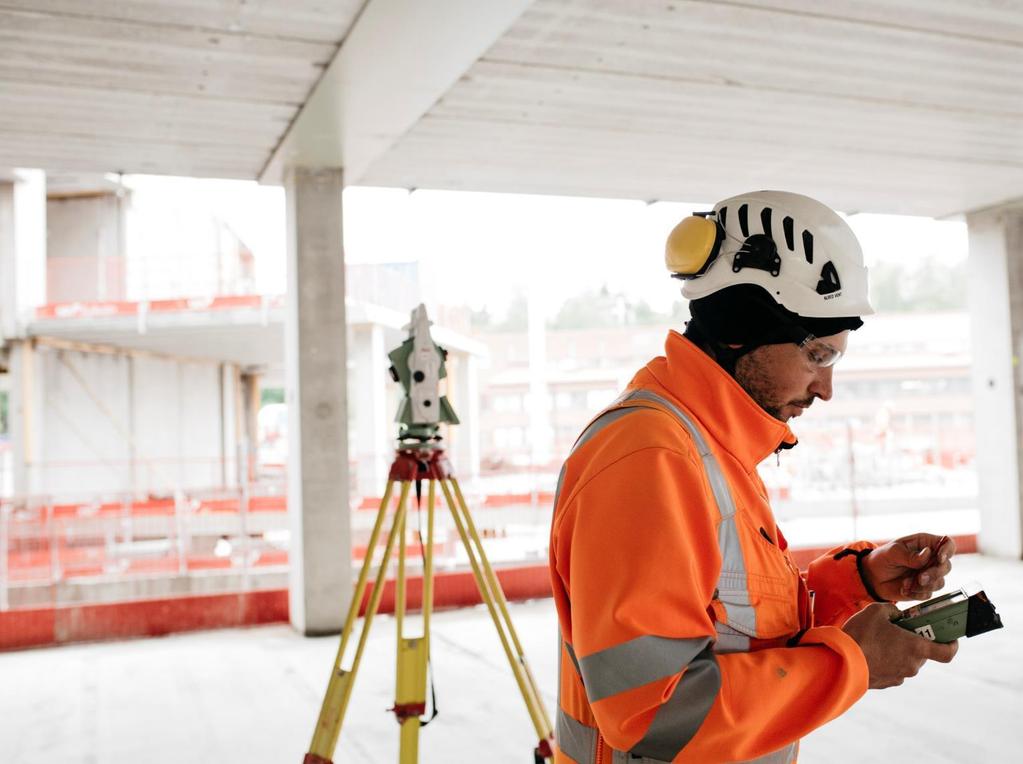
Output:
top-left (892, 588), bottom-right (1003, 643)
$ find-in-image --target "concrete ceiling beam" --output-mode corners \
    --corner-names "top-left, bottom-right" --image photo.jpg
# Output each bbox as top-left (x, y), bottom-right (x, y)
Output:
top-left (259, 0), bottom-right (534, 184)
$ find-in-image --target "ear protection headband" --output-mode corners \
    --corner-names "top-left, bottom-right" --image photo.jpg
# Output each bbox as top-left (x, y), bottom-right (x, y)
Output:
top-left (665, 206), bottom-right (781, 280)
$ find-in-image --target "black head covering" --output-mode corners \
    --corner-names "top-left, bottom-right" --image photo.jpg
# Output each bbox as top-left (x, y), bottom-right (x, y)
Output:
top-left (684, 284), bottom-right (864, 374)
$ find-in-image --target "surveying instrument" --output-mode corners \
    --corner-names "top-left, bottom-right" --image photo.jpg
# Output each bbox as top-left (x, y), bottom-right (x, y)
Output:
top-left (304, 304), bottom-right (554, 764)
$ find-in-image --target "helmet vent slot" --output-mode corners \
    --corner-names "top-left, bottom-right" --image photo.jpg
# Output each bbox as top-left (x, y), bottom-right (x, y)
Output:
top-left (783, 216), bottom-right (795, 250)
top-left (816, 261), bottom-right (842, 295)
top-left (802, 230), bottom-right (814, 264)
top-left (738, 204), bottom-right (750, 237)
top-left (760, 207), bottom-right (773, 237)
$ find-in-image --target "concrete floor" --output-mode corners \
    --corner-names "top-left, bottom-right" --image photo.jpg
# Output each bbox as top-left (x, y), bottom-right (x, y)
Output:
top-left (2, 553), bottom-right (1020, 763)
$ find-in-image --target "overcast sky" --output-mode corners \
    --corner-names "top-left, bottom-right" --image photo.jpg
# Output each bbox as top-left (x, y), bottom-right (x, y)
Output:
top-left (123, 175), bottom-right (969, 319)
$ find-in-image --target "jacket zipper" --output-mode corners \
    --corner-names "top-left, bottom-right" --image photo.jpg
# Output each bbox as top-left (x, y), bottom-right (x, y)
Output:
top-left (595, 732), bottom-right (605, 764)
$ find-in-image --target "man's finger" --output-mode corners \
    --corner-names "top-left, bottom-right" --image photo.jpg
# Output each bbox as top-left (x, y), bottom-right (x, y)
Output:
top-left (892, 542), bottom-right (933, 570)
top-left (915, 566), bottom-right (948, 588)
top-left (937, 538), bottom-right (957, 564)
top-left (926, 639), bottom-right (959, 664)
top-left (869, 601), bottom-right (902, 621)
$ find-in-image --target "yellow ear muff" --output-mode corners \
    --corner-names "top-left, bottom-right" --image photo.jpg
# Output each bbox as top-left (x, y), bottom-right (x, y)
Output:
top-left (665, 214), bottom-right (723, 280)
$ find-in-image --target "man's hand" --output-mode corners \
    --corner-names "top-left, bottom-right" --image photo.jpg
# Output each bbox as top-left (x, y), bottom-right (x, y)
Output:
top-left (842, 603), bottom-right (958, 689)
top-left (861, 533), bottom-right (956, 602)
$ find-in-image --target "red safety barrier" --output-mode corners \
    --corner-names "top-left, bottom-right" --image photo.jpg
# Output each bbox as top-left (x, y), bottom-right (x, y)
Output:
top-left (0, 590), bottom-right (289, 651)
top-left (0, 534), bottom-right (981, 652)
top-left (0, 564), bottom-right (551, 651)
top-left (355, 564), bottom-right (553, 616)
top-left (34, 295), bottom-right (286, 320)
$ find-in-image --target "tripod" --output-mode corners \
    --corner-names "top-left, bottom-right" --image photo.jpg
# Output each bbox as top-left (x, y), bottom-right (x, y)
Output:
top-left (303, 444), bottom-right (554, 764)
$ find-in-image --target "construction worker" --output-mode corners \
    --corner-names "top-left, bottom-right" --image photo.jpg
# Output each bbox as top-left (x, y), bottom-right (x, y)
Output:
top-left (549, 191), bottom-right (957, 764)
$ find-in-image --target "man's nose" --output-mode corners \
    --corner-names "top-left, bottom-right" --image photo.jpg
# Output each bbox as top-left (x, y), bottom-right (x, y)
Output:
top-left (810, 366), bottom-right (834, 401)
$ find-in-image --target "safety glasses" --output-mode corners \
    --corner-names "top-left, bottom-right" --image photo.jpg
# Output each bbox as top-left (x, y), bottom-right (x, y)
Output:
top-left (798, 334), bottom-right (844, 368)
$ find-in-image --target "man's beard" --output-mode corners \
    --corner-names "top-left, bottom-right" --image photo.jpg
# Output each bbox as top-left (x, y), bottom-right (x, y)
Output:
top-left (734, 352), bottom-right (812, 421)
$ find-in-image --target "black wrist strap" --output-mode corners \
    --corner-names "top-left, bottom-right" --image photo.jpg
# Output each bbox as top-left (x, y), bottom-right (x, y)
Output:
top-left (834, 547), bottom-right (887, 602)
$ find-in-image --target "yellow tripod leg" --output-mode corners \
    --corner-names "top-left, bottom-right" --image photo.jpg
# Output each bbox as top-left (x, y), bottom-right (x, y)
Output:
top-left (439, 479), bottom-right (554, 756)
top-left (395, 479), bottom-right (437, 764)
top-left (449, 478), bottom-right (554, 743)
top-left (306, 480), bottom-right (412, 764)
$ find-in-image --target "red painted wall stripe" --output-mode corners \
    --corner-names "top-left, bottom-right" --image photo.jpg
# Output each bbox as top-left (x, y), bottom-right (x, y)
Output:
top-left (0, 590), bottom-right (288, 651)
top-left (0, 535), bottom-right (979, 651)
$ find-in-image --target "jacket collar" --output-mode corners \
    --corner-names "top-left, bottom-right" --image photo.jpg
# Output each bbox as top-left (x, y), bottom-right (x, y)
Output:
top-left (639, 331), bottom-right (797, 471)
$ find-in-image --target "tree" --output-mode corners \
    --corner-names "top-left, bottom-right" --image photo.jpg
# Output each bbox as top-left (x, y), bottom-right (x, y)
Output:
top-left (868, 256), bottom-right (967, 313)
top-left (485, 293), bottom-right (528, 332)
top-left (548, 286), bottom-right (679, 330)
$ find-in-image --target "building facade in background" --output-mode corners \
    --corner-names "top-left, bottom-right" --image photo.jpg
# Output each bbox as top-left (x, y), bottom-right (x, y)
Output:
top-left (474, 312), bottom-right (977, 547)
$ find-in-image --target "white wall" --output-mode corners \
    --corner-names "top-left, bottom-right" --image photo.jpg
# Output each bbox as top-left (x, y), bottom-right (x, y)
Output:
top-left (31, 346), bottom-right (234, 501)
top-left (39, 346), bottom-right (132, 497)
top-left (46, 192), bottom-right (126, 302)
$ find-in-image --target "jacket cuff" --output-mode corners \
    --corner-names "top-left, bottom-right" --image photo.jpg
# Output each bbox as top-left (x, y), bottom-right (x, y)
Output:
top-left (852, 549), bottom-right (887, 602)
top-left (791, 625), bottom-right (870, 700)
top-left (807, 541), bottom-right (882, 625)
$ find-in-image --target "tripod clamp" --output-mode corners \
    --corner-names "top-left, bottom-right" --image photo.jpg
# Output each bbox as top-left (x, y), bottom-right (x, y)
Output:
top-left (387, 701), bottom-right (427, 723)
top-left (389, 447), bottom-right (452, 483)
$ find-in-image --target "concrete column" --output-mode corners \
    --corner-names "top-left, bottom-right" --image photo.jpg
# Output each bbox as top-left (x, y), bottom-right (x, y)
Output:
top-left (1, 170), bottom-right (46, 340)
top-left (0, 181), bottom-right (14, 340)
top-left (284, 167), bottom-right (351, 634)
top-left (352, 324), bottom-right (390, 500)
top-left (526, 291), bottom-right (552, 468)
top-left (448, 350), bottom-right (481, 485)
top-left (3, 171), bottom-right (47, 501)
top-left (7, 340), bottom-right (43, 499)
top-left (239, 370), bottom-right (261, 486)
top-left (966, 205), bottom-right (1023, 559)
top-left (218, 363), bottom-right (239, 489)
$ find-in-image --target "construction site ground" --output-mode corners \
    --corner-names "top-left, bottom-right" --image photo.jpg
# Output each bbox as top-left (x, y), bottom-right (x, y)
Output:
top-left (2, 553), bottom-right (1020, 763)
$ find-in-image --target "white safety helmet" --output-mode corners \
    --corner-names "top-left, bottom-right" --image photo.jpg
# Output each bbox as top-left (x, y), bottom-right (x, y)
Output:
top-left (666, 190), bottom-right (873, 319)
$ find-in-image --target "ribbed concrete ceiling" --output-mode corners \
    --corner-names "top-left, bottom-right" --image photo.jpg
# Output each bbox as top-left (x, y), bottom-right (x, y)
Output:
top-left (2, 0), bottom-right (1022, 217)
top-left (360, 0), bottom-right (1023, 217)
top-left (0, 0), bottom-right (364, 178)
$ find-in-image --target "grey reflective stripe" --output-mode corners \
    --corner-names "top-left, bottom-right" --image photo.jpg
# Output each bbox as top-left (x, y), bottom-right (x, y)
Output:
top-left (739, 741), bottom-right (799, 764)
top-left (578, 635), bottom-right (712, 703)
top-left (713, 621), bottom-right (751, 654)
top-left (555, 707), bottom-right (597, 764)
top-left (572, 405), bottom-right (637, 453)
top-left (632, 646), bottom-right (722, 761)
top-left (564, 640), bottom-right (583, 680)
top-left (617, 390), bottom-right (758, 639)
top-left (554, 463), bottom-right (567, 514)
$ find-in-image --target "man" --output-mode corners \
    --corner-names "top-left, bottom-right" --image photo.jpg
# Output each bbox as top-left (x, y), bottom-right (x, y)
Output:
top-left (549, 191), bottom-right (957, 764)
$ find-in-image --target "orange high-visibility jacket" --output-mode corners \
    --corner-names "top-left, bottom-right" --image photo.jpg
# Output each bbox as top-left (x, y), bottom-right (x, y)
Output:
top-left (550, 332), bottom-right (877, 764)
